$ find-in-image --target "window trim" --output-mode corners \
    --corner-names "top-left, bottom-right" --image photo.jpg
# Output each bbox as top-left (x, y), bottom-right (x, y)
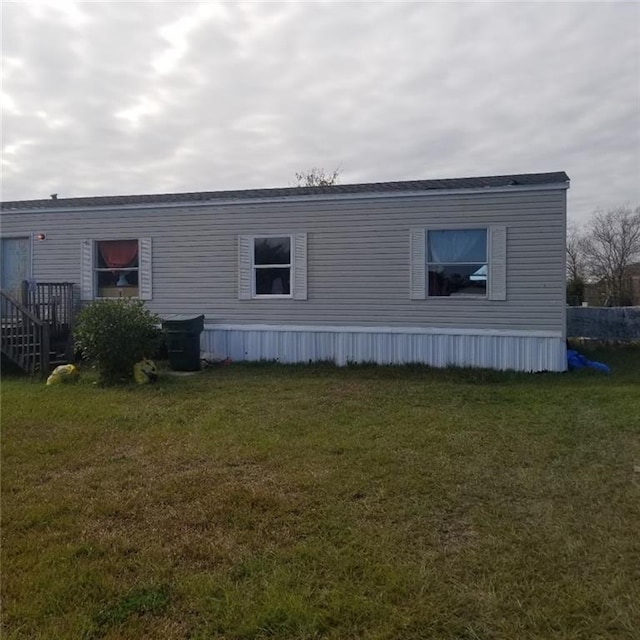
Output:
top-left (250, 234), bottom-right (294, 299)
top-left (426, 227), bottom-right (489, 299)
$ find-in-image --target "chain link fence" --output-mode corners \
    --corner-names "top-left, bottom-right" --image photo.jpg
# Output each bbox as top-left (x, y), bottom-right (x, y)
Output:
top-left (567, 306), bottom-right (640, 341)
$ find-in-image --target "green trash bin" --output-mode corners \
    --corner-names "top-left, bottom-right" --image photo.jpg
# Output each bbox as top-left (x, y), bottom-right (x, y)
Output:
top-left (162, 314), bottom-right (204, 371)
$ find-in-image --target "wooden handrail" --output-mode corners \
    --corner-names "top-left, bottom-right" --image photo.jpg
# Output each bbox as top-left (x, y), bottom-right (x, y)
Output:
top-left (1, 290), bottom-right (49, 377)
top-left (3, 289), bottom-right (43, 324)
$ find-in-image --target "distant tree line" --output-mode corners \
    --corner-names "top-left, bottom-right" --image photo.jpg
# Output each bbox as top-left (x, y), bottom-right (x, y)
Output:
top-left (567, 206), bottom-right (640, 306)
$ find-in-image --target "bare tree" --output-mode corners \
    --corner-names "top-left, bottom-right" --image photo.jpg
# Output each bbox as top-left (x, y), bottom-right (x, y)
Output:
top-left (294, 167), bottom-right (341, 187)
top-left (581, 206), bottom-right (640, 306)
top-left (566, 222), bottom-right (587, 305)
top-left (566, 222), bottom-right (587, 281)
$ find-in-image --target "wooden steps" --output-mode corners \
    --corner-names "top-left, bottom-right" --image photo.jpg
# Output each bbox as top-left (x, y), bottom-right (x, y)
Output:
top-left (1, 283), bottom-right (76, 376)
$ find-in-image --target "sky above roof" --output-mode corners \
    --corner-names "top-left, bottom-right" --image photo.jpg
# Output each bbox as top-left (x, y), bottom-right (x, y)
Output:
top-left (1, 1), bottom-right (638, 224)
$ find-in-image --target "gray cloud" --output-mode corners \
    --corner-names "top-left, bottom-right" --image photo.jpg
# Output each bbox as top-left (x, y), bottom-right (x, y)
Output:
top-left (2, 1), bottom-right (638, 223)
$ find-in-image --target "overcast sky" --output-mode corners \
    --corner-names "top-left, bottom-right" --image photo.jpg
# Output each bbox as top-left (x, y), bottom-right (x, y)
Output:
top-left (1, 1), bottom-right (639, 224)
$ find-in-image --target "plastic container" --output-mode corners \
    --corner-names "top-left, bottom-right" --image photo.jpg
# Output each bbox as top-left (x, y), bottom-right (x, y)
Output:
top-left (161, 314), bottom-right (204, 371)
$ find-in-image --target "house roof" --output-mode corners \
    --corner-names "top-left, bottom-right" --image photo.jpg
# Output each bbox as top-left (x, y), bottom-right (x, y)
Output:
top-left (0, 171), bottom-right (570, 212)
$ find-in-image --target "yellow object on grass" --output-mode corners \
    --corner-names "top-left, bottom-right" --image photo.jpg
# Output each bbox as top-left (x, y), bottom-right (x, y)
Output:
top-left (46, 364), bottom-right (80, 385)
top-left (134, 359), bottom-right (158, 384)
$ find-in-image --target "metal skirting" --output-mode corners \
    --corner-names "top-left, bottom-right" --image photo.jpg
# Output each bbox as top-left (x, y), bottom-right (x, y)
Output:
top-left (201, 326), bottom-right (566, 372)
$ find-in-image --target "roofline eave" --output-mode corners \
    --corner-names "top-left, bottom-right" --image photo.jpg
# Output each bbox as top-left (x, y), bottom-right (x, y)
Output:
top-left (1, 181), bottom-right (570, 215)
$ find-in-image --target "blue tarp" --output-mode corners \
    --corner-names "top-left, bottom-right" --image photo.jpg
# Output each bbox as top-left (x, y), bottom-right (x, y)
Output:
top-left (567, 350), bottom-right (611, 374)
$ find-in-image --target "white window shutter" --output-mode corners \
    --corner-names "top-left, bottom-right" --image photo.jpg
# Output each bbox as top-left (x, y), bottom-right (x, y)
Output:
top-left (489, 226), bottom-right (507, 300)
top-left (293, 233), bottom-right (308, 300)
top-left (80, 239), bottom-right (94, 300)
top-left (139, 238), bottom-right (153, 300)
top-left (238, 235), bottom-right (252, 300)
top-left (409, 228), bottom-right (426, 300)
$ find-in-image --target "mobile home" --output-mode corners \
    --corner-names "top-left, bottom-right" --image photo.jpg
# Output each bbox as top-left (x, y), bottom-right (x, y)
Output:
top-left (0, 171), bottom-right (569, 372)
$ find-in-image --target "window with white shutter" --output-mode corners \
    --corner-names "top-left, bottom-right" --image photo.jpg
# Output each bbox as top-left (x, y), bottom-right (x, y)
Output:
top-left (409, 226), bottom-right (507, 300)
top-left (238, 233), bottom-right (307, 300)
top-left (80, 238), bottom-right (152, 300)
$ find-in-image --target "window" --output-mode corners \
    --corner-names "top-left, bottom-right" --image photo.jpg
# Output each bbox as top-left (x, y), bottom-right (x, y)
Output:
top-left (253, 236), bottom-right (291, 296)
top-left (81, 238), bottom-right (152, 301)
top-left (238, 233), bottom-right (307, 300)
top-left (427, 229), bottom-right (487, 297)
top-left (95, 240), bottom-right (139, 298)
top-left (409, 226), bottom-right (506, 301)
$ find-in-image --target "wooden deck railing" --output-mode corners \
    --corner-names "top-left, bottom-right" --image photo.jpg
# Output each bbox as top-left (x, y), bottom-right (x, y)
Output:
top-left (21, 281), bottom-right (75, 334)
top-left (1, 290), bottom-right (50, 376)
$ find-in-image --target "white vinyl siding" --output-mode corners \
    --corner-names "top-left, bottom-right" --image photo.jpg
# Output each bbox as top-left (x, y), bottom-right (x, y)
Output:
top-left (5, 188), bottom-right (566, 333)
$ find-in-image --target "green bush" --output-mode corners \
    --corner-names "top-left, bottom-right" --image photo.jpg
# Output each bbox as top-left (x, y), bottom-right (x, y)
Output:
top-left (74, 299), bottom-right (162, 384)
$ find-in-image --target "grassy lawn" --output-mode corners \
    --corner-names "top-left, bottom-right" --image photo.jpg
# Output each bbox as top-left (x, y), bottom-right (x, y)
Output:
top-left (2, 348), bottom-right (639, 639)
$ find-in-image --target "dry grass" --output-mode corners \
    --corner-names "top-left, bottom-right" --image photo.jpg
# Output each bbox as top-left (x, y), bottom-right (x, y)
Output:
top-left (2, 348), bottom-right (640, 639)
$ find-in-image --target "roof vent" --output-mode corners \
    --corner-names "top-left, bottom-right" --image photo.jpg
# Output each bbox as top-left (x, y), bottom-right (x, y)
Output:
top-left (50, 193), bottom-right (58, 200)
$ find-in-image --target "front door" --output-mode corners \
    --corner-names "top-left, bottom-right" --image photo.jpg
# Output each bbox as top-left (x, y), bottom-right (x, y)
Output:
top-left (1, 236), bottom-right (31, 306)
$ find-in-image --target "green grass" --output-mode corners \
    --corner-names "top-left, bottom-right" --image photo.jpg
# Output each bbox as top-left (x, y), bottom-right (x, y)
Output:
top-left (2, 348), bottom-right (640, 639)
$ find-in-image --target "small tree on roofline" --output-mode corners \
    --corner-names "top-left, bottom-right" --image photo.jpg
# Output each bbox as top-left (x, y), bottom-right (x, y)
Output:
top-left (294, 167), bottom-right (341, 187)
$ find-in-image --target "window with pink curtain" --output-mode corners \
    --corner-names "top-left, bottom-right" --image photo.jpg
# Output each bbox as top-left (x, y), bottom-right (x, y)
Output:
top-left (95, 240), bottom-right (139, 297)
top-left (97, 240), bottom-right (139, 269)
